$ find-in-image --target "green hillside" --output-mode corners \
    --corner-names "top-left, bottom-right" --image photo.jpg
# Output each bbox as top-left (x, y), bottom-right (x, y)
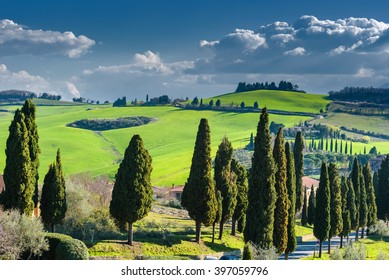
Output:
top-left (203, 90), bottom-right (330, 114)
top-left (0, 103), bottom-right (310, 186)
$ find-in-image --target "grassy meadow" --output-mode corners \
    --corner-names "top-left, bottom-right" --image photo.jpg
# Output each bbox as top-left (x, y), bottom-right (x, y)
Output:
top-left (202, 90), bottom-right (330, 114)
top-left (0, 102), bottom-right (311, 186)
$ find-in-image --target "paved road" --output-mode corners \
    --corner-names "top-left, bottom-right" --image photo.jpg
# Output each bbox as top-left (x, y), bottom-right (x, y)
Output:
top-left (280, 230), bottom-right (363, 260)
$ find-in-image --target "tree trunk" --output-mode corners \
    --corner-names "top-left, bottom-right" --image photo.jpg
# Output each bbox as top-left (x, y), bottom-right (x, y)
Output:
top-left (231, 219), bottom-right (236, 236)
top-left (284, 253), bottom-right (289, 260)
top-left (195, 221), bottom-right (201, 243)
top-left (355, 227), bottom-right (359, 241)
top-left (212, 223), bottom-right (216, 244)
top-left (340, 235), bottom-right (343, 249)
top-left (218, 221), bottom-right (224, 240)
top-left (328, 237), bottom-right (331, 254)
top-left (361, 227), bottom-right (365, 239)
top-left (319, 241), bottom-right (323, 258)
top-left (128, 222), bottom-right (133, 246)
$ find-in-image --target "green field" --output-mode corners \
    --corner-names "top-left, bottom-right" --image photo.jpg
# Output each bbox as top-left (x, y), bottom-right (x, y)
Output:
top-left (203, 90), bottom-right (330, 114)
top-left (0, 103), bottom-right (311, 186)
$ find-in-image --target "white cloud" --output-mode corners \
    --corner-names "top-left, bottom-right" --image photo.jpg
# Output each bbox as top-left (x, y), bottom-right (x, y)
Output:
top-left (66, 82), bottom-right (80, 97)
top-left (284, 47), bottom-right (306, 56)
top-left (355, 68), bottom-right (375, 78)
top-left (0, 19), bottom-right (95, 58)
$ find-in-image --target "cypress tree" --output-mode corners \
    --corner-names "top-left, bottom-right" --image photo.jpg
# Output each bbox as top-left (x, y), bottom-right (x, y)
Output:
top-left (314, 162), bottom-right (330, 258)
top-left (340, 176), bottom-right (351, 248)
top-left (363, 163), bottom-right (377, 234)
top-left (181, 119), bottom-right (217, 243)
top-left (109, 134), bottom-right (153, 245)
top-left (350, 158), bottom-right (360, 240)
top-left (0, 110), bottom-right (34, 215)
top-left (231, 159), bottom-right (248, 236)
top-left (335, 139), bottom-right (338, 153)
top-left (273, 128), bottom-right (289, 254)
top-left (340, 140), bottom-right (343, 154)
top-left (21, 100), bottom-right (40, 208)
top-left (307, 186), bottom-right (316, 226)
top-left (350, 141), bottom-right (353, 155)
top-left (330, 138), bottom-right (333, 152)
top-left (212, 190), bottom-right (223, 244)
top-left (294, 131), bottom-right (304, 213)
top-left (214, 137), bottom-right (237, 240)
top-left (243, 243), bottom-right (253, 260)
top-left (359, 167), bottom-right (368, 238)
top-left (284, 142), bottom-right (296, 260)
top-left (40, 149), bottom-right (67, 232)
top-left (345, 141), bottom-right (348, 155)
top-left (325, 137), bottom-right (328, 151)
top-left (301, 187), bottom-right (308, 226)
top-left (373, 171), bottom-right (379, 196)
top-left (244, 107), bottom-right (276, 249)
top-left (328, 163), bottom-right (343, 254)
top-left (377, 155), bottom-right (389, 220)
top-left (347, 178), bottom-right (358, 236)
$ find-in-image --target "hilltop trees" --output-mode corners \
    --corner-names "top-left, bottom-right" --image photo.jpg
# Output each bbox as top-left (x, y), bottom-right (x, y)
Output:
top-left (244, 107), bottom-right (277, 248)
top-left (231, 159), bottom-right (248, 236)
top-left (314, 162), bottom-right (331, 258)
top-left (214, 137), bottom-right (237, 240)
top-left (284, 142), bottom-right (296, 260)
top-left (294, 132), bottom-right (304, 213)
top-left (181, 119), bottom-right (217, 243)
top-left (40, 149), bottom-right (67, 232)
top-left (0, 106), bottom-right (35, 215)
top-left (109, 134), bottom-right (153, 245)
top-left (272, 128), bottom-right (289, 254)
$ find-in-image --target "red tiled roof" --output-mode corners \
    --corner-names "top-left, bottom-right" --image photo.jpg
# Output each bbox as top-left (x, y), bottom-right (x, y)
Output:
top-left (302, 176), bottom-right (319, 189)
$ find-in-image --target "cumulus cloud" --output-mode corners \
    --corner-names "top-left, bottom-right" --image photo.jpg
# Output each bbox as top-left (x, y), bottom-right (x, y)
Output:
top-left (84, 50), bottom-right (193, 76)
top-left (66, 82), bottom-right (80, 97)
top-left (0, 19), bottom-right (95, 58)
top-left (190, 15), bottom-right (389, 75)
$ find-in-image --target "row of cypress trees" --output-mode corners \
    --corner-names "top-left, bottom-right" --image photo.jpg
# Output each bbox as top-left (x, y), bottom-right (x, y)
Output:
top-left (313, 158), bottom-right (378, 257)
top-left (0, 100), bottom-right (67, 232)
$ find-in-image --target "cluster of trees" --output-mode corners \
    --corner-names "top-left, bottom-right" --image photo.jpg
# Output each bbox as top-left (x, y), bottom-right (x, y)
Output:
top-left (113, 97), bottom-right (127, 107)
top-left (312, 158), bottom-right (378, 257)
top-left (235, 81), bottom-right (303, 93)
top-left (67, 116), bottom-right (152, 131)
top-left (190, 97), bottom-right (260, 110)
top-left (0, 90), bottom-right (37, 103)
top-left (329, 87), bottom-right (389, 104)
top-left (39, 93), bottom-right (61, 101)
top-left (146, 95), bottom-right (171, 105)
top-left (181, 119), bottom-right (249, 243)
top-left (0, 100), bottom-right (67, 233)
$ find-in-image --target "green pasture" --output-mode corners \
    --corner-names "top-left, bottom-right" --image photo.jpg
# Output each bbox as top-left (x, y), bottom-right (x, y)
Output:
top-left (203, 90), bottom-right (330, 114)
top-left (0, 103), bottom-right (310, 186)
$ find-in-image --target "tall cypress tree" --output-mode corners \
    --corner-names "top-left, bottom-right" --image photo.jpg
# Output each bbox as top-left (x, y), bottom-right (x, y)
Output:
top-left (273, 128), bottom-right (289, 254)
top-left (314, 162), bottom-right (330, 258)
top-left (325, 137), bottom-right (328, 151)
top-left (363, 163), bottom-right (377, 234)
top-left (0, 110), bottom-right (34, 215)
top-left (340, 176), bottom-right (351, 248)
top-left (301, 187), bottom-right (308, 226)
top-left (181, 119), bottom-right (217, 243)
top-left (110, 134), bottom-right (153, 245)
top-left (40, 149), bottom-right (67, 232)
top-left (350, 158), bottom-right (360, 240)
top-left (231, 159), bottom-right (248, 236)
top-left (21, 100), bottom-right (40, 208)
top-left (284, 142), bottom-right (296, 260)
top-left (347, 178), bottom-right (358, 236)
top-left (340, 140), bottom-right (343, 154)
top-left (350, 141), bottom-right (353, 155)
top-left (330, 138), bottom-right (333, 152)
top-left (345, 141), bottom-right (348, 155)
top-left (377, 155), bottom-right (389, 220)
top-left (214, 137), bottom-right (237, 240)
top-left (328, 163), bottom-right (343, 254)
top-left (308, 186), bottom-right (316, 226)
top-left (244, 107), bottom-right (276, 249)
top-left (294, 131), bottom-right (304, 213)
top-left (359, 167), bottom-right (368, 238)
top-left (373, 171), bottom-right (379, 196)
top-left (212, 190), bottom-right (223, 244)
top-left (335, 139), bottom-right (338, 153)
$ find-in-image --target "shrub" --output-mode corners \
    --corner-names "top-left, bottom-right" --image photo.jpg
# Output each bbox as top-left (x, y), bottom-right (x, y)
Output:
top-left (42, 233), bottom-right (72, 260)
top-left (242, 243), bottom-right (253, 260)
top-left (55, 239), bottom-right (89, 260)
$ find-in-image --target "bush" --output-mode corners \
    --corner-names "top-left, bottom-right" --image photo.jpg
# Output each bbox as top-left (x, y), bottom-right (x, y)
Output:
top-left (42, 233), bottom-right (72, 260)
top-left (55, 239), bottom-right (89, 260)
top-left (242, 243), bottom-right (253, 260)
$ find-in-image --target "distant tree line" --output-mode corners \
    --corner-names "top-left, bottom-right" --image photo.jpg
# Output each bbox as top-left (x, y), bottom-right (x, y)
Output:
top-left (67, 116), bottom-right (152, 131)
top-left (235, 81), bottom-right (304, 93)
top-left (113, 97), bottom-right (127, 107)
top-left (0, 90), bottom-right (37, 103)
top-left (39, 93), bottom-right (61, 101)
top-left (328, 87), bottom-right (389, 104)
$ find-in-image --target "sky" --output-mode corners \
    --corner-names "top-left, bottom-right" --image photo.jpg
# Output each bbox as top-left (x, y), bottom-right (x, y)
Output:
top-left (1, 0), bottom-right (389, 101)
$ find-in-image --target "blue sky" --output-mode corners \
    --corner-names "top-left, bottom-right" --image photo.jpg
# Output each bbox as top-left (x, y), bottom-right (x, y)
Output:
top-left (1, 0), bottom-right (389, 101)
